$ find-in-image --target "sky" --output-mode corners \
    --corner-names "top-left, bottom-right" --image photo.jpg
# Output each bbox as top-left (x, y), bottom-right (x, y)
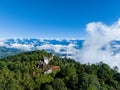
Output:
top-left (0, 0), bottom-right (120, 39)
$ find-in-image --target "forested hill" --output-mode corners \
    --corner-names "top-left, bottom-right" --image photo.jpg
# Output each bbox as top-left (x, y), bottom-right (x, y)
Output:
top-left (0, 50), bottom-right (120, 90)
top-left (0, 46), bottom-right (23, 59)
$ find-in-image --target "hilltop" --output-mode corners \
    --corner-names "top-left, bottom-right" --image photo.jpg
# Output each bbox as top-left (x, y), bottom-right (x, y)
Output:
top-left (0, 50), bottom-right (120, 90)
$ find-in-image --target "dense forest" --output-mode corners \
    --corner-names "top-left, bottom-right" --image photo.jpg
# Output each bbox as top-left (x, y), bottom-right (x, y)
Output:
top-left (0, 50), bottom-right (120, 90)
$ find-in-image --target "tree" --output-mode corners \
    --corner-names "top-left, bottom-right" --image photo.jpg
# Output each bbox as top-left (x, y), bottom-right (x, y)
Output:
top-left (41, 84), bottom-right (53, 90)
top-left (51, 78), bottom-right (67, 90)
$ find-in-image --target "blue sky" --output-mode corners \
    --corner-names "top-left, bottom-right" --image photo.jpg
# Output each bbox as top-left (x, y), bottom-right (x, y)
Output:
top-left (0, 0), bottom-right (120, 39)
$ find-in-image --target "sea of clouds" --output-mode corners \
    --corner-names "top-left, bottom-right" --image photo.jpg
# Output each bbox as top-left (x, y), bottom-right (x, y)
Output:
top-left (1, 19), bottom-right (120, 69)
top-left (0, 38), bottom-right (81, 59)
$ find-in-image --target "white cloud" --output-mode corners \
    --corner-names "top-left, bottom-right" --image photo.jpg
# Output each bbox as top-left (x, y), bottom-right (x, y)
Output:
top-left (9, 43), bottom-right (34, 51)
top-left (0, 40), bottom-right (8, 47)
top-left (0, 39), bottom-right (34, 51)
top-left (2, 19), bottom-right (120, 71)
top-left (36, 43), bottom-right (78, 56)
top-left (76, 19), bottom-right (120, 69)
top-left (0, 38), bottom-right (79, 58)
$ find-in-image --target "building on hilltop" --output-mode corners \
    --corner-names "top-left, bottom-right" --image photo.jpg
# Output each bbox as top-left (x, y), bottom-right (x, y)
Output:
top-left (35, 55), bottom-right (60, 74)
top-left (44, 66), bottom-right (60, 74)
top-left (43, 56), bottom-right (53, 65)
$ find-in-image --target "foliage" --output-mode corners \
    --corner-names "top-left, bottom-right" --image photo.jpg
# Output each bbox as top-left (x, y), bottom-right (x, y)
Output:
top-left (0, 50), bottom-right (120, 90)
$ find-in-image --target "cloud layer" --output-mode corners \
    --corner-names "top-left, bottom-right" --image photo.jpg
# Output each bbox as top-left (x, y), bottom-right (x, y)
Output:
top-left (0, 39), bottom-right (82, 59)
top-left (76, 19), bottom-right (120, 69)
top-left (1, 19), bottom-right (120, 70)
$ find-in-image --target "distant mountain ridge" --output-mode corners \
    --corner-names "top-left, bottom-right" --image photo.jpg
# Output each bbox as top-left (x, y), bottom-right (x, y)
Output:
top-left (0, 46), bottom-right (23, 58)
top-left (1, 38), bottom-right (120, 59)
top-left (0, 38), bottom-right (84, 58)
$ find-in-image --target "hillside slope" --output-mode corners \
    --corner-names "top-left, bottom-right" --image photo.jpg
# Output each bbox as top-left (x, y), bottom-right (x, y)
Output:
top-left (0, 50), bottom-right (120, 90)
top-left (0, 46), bottom-right (23, 58)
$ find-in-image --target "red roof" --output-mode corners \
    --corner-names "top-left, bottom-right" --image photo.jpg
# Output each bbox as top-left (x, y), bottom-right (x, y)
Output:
top-left (50, 66), bottom-right (60, 69)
